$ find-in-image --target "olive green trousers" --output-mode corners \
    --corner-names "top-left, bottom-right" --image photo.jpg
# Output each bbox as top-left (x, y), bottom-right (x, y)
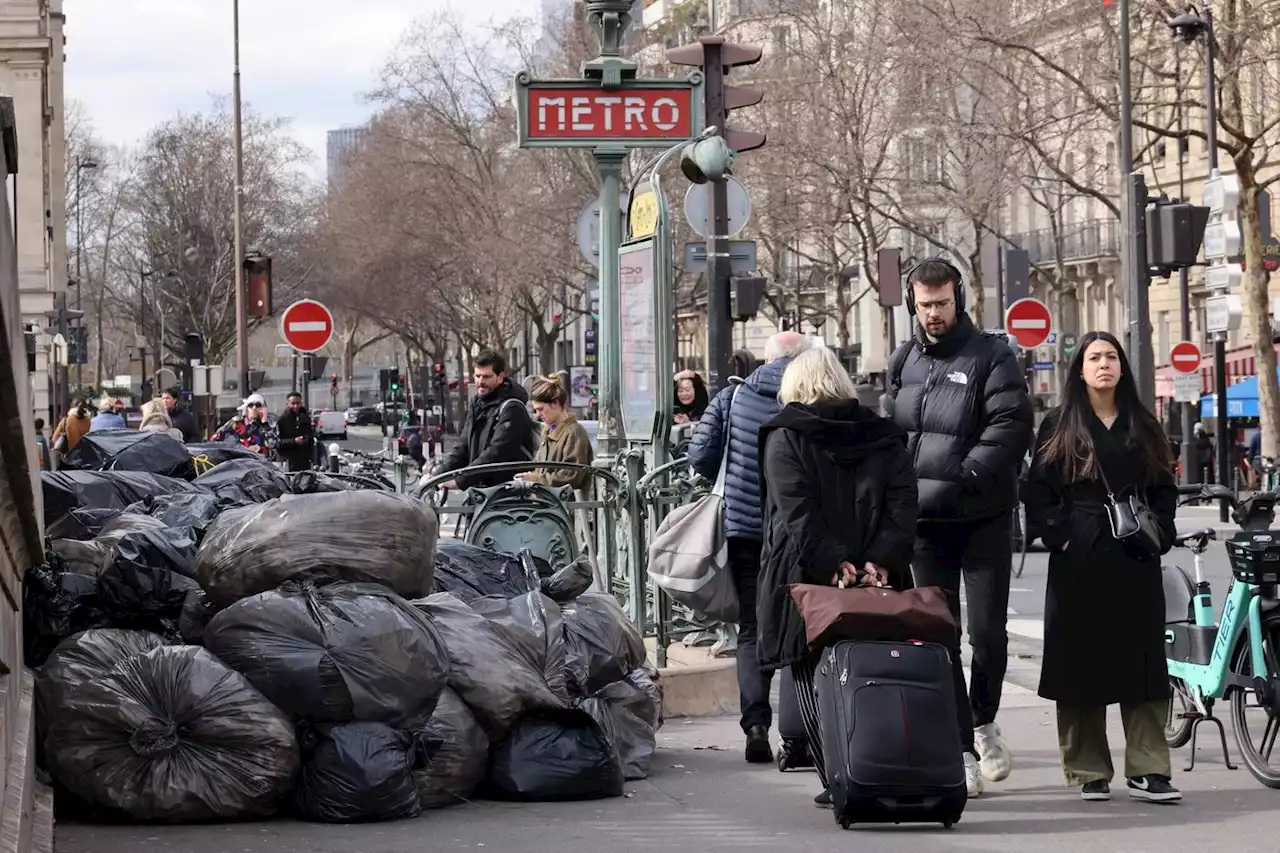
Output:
top-left (1056, 700), bottom-right (1172, 786)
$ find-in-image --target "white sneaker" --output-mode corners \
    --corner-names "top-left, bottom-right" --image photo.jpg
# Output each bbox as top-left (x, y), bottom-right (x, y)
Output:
top-left (975, 722), bottom-right (1013, 782)
top-left (964, 752), bottom-right (984, 798)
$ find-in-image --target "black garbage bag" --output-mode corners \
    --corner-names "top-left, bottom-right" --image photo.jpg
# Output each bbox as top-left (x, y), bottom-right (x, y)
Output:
top-left (470, 592), bottom-right (584, 703)
top-left (23, 553), bottom-right (109, 667)
top-left (95, 526), bottom-right (200, 639)
top-left (409, 688), bottom-right (489, 809)
top-left (204, 582), bottom-right (448, 725)
top-left (432, 541), bottom-right (536, 603)
top-left (561, 592), bottom-right (647, 693)
top-left (192, 459), bottom-right (292, 509)
top-left (42, 640), bottom-right (299, 822)
top-left (411, 593), bottom-right (567, 739)
top-left (124, 492), bottom-right (222, 541)
top-left (35, 629), bottom-right (168, 715)
top-left (41, 471), bottom-right (197, 527)
top-left (287, 470), bottom-right (362, 494)
top-left (578, 669), bottom-right (664, 781)
top-left (178, 587), bottom-right (215, 645)
top-left (195, 492), bottom-right (439, 607)
top-left (62, 429), bottom-right (196, 479)
top-left (482, 707), bottom-right (624, 802)
top-left (540, 555), bottom-right (595, 602)
top-left (45, 507), bottom-right (124, 541)
top-left (295, 722), bottom-right (434, 823)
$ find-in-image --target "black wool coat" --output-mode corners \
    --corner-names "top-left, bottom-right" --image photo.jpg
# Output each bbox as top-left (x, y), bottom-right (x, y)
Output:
top-left (1023, 407), bottom-right (1177, 706)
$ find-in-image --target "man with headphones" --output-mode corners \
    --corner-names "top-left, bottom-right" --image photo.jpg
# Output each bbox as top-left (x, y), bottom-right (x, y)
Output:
top-left (884, 258), bottom-right (1034, 799)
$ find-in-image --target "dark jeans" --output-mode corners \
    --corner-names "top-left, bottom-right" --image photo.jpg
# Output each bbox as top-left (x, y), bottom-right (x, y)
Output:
top-left (728, 536), bottom-right (773, 734)
top-left (913, 512), bottom-right (1013, 744)
top-left (281, 450), bottom-right (312, 472)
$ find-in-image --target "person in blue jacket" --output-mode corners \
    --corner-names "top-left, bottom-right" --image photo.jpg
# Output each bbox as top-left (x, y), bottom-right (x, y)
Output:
top-left (686, 330), bottom-right (812, 764)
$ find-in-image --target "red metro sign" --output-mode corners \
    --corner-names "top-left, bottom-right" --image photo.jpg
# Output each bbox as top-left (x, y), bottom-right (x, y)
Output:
top-left (515, 77), bottom-right (702, 148)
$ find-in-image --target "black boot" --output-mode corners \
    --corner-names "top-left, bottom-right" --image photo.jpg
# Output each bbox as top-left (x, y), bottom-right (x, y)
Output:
top-left (814, 789), bottom-right (832, 808)
top-left (745, 725), bottom-right (773, 763)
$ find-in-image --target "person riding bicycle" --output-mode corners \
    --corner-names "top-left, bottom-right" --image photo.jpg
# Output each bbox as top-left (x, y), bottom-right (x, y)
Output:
top-left (1023, 331), bottom-right (1181, 804)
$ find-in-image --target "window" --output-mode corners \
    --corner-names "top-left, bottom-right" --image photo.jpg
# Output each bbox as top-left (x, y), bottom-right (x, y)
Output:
top-left (772, 26), bottom-right (788, 56)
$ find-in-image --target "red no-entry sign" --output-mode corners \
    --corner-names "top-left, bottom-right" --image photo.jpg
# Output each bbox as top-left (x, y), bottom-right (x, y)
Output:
top-left (1170, 341), bottom-right (1202, 373)
top-left (1004, 298), bottom-right (1053, 349)
top-left (279, 299), bottom-right (334, 354)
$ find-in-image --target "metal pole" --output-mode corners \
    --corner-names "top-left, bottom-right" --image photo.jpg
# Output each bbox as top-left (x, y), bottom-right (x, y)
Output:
top-left (1118, 0), bottom-right (1153, 406)
top-left (595, 146), bottom-right (627, 456)
top-left (232, 0), bottom-right (249, 399)
top-left (702, 40), bottom-right (733, 395)
top-left (74, 162), bottom-right (83, 390)
top-left (1201, 10), bottom-right (1229, 520)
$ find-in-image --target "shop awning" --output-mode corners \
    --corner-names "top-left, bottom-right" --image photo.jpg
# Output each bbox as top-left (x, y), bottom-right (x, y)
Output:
top-left (1199, 368), bottom-right (1280, 419)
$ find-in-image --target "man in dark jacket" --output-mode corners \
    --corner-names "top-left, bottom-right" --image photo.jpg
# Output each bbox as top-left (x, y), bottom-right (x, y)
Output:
top-left (884, 258), bottom-right (1033, 795)
top-left (162, 387), bottom-right (200, 442)
top-left (687, 330), bottom-right (811, 764)
top-left (275, 392), bottom-right (315, 472)
top-left (433, 350), bottom-right (537, 489)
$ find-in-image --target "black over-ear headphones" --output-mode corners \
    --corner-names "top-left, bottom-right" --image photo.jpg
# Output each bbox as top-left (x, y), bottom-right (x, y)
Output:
top-left (904, 257), bottom-right (966, 316)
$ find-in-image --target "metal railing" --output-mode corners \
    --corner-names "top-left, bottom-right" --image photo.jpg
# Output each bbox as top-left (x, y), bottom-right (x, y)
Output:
top-left (1011, 218), bottom-right (1120, 265)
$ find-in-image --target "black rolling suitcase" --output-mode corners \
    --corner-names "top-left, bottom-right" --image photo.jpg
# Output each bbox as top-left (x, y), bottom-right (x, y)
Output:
top-left (815, 640), bottom-right (967, 830)
top-left (776, 666), bottom-right (815, 771)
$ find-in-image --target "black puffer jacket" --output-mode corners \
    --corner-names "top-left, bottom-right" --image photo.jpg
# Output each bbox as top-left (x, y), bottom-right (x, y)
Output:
top-left (686, 357), bottom-right (795, 540)
top-left (756, 399), bottom-right (918, 670)
top-left (884, 313), bottom-right (1033, 521)
top-left (437, 379), bottom-right (537, 489)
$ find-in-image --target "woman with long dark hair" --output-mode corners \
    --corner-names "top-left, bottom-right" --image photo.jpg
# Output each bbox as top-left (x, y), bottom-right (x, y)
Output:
top-left (673, 369), bottom-right (709, 424)
top-left (1023, 331), bottom-right (1181, 804)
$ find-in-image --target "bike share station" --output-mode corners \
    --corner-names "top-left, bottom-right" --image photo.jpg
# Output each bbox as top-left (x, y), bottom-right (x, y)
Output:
top-left (415, 3), bottom-right (754, 708)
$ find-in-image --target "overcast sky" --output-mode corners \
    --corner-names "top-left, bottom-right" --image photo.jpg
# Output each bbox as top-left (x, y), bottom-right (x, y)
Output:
top-left (64, 0), bottom-right (537, 181)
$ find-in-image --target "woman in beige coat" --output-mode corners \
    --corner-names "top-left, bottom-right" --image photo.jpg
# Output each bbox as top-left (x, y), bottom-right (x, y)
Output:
top-left (517, 375), bottom-right (594, 491)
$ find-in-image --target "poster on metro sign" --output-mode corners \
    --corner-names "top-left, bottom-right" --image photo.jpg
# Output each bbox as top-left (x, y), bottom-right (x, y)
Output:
top-left (619, 239), bottom-right (658, 440)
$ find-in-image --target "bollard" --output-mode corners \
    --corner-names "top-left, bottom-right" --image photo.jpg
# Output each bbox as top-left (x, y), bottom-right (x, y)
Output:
top-left (393, 454), bottom-right (410, 493)
top-left (327, 442), bottom-right (341, 474)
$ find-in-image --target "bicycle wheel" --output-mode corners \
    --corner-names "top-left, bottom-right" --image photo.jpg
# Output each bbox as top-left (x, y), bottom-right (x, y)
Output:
top-left (1165, 676), bottom-right (1195, 749)
top-left (1229, 608), bottom-right (1280, 788)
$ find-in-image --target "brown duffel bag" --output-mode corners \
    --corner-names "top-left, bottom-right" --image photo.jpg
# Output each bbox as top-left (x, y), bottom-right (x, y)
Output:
top-left (789, 583), bottom-right (958, 649)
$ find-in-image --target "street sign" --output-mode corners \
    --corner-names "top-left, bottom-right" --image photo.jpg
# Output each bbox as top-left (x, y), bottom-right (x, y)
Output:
top-left (1203, 174), bottom-right (1240, 215)
top-left (683, 177), bottom-right (752, 238)
top-left (1173, 372), bottom-right (1201, 403)
top-left (1204, 262), bottom-right (1244, 291)
top-left (575, 199), bottom-right (626, 268)
top-left (1205, 293), bottom-right (1243, 334)
top-left (683, 240), bottom-right (758, 274)
top-left (1033, 361), bottom-right (1055, 371)
top-left (279, 299), bottom-right (335, 354)
top-left (192, 365), bottom-right (225, 397)
top-left (1169, 341), bottom-right (1202, 373)
top-left (1203, 221), bottom-right (1242, 258)
top-left (1003, 298), bottom-right (1053, 349)
top-left (514, 76), bottom-right (703, 148)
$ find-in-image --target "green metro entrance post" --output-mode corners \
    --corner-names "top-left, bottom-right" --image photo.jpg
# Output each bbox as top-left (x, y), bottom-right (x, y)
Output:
top-left (513, 0), bottom-right (703, 456)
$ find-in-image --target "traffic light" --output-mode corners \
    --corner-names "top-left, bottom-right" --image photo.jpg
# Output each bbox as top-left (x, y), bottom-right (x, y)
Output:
top-left (378, 368), bottom-right (391, 394)
top-left (244, 252), bottom-right (273, 317)
top-left (1146, 200), bottom-right (1211, 273)
top-left (330, 372), bottom-right (339, 394)
top-left (731, 275), bottom-right (766, 321)
top-left (390, 366), bottom-right (400, 393)
top-left (682, 136), bottom-right (737, 184)
top-left (666, 37), bottom-right (766, 156)
top-left (184, 332), bottom-right (204, 362)
top-left (67, 326), bottom-right (89, 365)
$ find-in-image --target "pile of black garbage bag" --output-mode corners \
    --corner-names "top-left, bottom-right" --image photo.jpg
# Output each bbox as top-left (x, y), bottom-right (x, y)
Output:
top-left (24, 456), bottom-right (663, 825)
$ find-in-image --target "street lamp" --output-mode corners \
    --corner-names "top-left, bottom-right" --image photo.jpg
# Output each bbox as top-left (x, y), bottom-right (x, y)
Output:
top-left (232, 0), bottom-right (249, 400)
top-left (73, 155), bottom-right (98, 389)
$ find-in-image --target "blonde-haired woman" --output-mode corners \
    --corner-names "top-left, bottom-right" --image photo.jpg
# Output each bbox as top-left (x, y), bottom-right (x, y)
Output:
top-left (757, 346), bottom-right (920, 806)
top-left (516, 374), bottom-right (593, 491)
top-left (139, 398), bottom-right (185, 442)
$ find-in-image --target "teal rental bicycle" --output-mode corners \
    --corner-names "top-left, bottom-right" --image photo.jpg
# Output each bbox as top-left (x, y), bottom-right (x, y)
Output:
top-left (1164, 484), bottom-right (1280, 788)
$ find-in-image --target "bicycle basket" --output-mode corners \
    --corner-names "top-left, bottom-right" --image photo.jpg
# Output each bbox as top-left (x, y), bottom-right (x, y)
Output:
top-left (1225, 531), bottom-right (1280, 586)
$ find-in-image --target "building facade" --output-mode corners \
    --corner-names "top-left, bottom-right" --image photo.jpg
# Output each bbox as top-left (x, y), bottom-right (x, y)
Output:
top-left (326, 125), bottom-right (368, 190)
top-left (0, 0), bottom-right (67, 426)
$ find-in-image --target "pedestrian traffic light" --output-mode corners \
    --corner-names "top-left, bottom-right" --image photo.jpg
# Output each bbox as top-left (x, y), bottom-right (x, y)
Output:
top-left (390, 366), bottom-right (400, 393)
top-left (666, 37), bottom-right (766, 155)
top-left (378, 368), bottom-right (391, 394)
top-left (330, 372), bottom-right (338, 393)
top-left (1146, 200), bottom-right (1211, 273)
top-left (243, 251), bottom-right (273, 317)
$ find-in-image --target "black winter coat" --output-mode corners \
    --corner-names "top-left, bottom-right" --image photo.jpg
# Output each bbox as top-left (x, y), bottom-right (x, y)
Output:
top-left (168, 405), bottom-right (200, 443)
top-left (885, 313), bottom-right (1033, 522)
top-left (275, 409), bottom-right (314, 461)
top-left (1023, 407), bottom-right (1177, 706)
top-left (687, 357), bottom-right (794, 540)
top-left (438, 379), bottom-right (538, 489)
top-left (756, 399), bottom-right (918, 671)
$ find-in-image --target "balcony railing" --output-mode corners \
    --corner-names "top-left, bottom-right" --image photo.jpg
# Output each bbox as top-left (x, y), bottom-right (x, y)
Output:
top-left (1011, 218), bottom-right (1120, 266)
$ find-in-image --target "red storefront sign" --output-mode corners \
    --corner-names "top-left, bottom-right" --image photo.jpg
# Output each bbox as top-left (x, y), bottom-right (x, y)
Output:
top-left (525, 87), bottom-right (694, 141)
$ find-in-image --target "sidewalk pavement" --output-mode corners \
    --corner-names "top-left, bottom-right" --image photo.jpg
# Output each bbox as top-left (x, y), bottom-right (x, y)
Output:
top-left (55, 684), bottom-right (1274, 853)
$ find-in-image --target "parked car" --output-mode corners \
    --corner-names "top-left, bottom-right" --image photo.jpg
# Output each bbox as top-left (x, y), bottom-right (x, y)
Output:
top-left (311, 409), bottom-right (348, 440)
top-left (344, 406), bottom-right (381, 426)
